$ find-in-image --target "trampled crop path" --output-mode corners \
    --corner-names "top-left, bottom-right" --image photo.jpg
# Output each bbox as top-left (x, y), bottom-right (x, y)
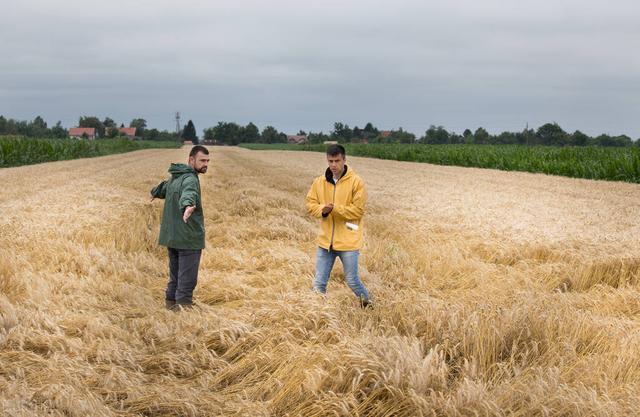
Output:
top-left (1, 147), bottom-right (639, 416)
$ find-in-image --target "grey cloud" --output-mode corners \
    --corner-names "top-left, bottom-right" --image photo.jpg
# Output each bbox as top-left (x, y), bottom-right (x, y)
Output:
top-left (1, 0), bottom-right (639, 137)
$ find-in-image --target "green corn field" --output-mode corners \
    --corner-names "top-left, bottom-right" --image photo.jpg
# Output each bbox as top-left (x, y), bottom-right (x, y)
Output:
top-left (0, 137), bottom-right (181, 168)
top-left (240, 143), bottom-right (640, 183)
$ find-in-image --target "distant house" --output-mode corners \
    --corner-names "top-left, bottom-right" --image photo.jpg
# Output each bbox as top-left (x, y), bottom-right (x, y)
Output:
top-left (105, 127), bottom-right (137, 139)
top-left (323, 140), bottom-right (338, 145)
top-left (380, 130), bottom-right (392, 138)
top-left (118, 127), bottom-right (137, 139)
top-left (287, 134), bottom-right (308, 144)
top-left (69, 127), bottom-right (96, 140)
top-left (183, 140), bottom-right (193, 145)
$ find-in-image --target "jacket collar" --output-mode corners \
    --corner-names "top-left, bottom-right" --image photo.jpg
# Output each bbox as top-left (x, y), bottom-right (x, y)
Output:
top-left (325, 165), bottom-right (348, 183)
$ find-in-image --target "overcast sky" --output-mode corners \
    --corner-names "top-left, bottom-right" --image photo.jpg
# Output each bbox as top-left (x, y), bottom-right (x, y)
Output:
top-left (1, 0), bottom-right (639, 137)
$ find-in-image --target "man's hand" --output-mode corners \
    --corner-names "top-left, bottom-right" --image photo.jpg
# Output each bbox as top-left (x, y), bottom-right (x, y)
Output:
top-left (322, 203), bottom-right (334, 215)
top-left (183, 205), bottom-right (196, 223)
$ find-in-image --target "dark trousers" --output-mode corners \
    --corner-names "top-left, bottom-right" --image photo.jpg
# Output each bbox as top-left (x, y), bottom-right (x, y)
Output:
top-left (166, 248), bottom-right (202, 305)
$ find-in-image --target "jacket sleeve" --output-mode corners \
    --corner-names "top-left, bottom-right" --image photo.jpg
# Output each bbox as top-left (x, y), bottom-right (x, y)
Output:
top-left (150, 180), bottom-right (168, 199)
top-left (179, 175), bottom-right (199, 211)
top-left (333, 178), bottom-right (366, 220)
top-left (305, 178), bottom-right (325, 219)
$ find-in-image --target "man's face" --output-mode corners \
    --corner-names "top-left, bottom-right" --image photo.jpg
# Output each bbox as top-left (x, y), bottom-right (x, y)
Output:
top-left (327, 153), bottom-right (346, 177)
top-left (189, 151), bottom-right (210, 174)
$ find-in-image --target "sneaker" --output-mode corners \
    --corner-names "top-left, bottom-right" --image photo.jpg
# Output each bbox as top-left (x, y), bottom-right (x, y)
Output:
top-left (165, 299), bottom-right (176, 310)
top-left (359, 296), bottom-right (373, 310)
top-left (174, 302), bottom-right (195, 311)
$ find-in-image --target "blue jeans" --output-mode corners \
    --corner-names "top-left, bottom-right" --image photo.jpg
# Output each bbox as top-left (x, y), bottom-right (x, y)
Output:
top-left (313, 247), bottom-right (370, 300)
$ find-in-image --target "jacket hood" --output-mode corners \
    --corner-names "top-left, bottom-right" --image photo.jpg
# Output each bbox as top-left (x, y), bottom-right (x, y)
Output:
top-left (168, 163), bottom-right (196, 177)
top-left (325, 165), bottom-right (351, 183)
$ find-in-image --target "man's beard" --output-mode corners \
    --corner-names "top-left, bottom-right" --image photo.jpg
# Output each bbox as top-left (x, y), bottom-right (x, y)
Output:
top-left (196, 166), bottom-right (207, 174)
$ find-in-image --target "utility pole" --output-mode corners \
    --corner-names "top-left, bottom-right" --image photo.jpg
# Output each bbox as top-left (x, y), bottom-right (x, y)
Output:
top-left (175, 112), bottom-right (181, 138)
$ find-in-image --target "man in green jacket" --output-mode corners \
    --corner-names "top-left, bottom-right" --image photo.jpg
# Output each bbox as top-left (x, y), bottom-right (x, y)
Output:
top-left (151, 145), bottom-right (210, 310)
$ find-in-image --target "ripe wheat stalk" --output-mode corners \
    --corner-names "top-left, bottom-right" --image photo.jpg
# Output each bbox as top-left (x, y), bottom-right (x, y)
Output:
top-left (1, 147), bottom-right (639, 416)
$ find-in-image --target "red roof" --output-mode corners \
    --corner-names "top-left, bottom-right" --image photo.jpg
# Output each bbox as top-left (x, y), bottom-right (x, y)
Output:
top-left (69, 127), bottom-right (96, 136)
top-left (118, 127), bottom-right (137, 137)
top-left (380, 130), bottom-right (392, 138)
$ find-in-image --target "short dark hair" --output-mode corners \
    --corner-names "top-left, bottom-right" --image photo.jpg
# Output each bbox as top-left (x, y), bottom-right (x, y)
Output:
top-left (189, 145), bottom-right (209, 158)
top-left (326, 144), bottom-right (345, 157)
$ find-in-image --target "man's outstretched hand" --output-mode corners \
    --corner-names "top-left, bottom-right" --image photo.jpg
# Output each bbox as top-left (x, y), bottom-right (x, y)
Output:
top-left (183, 205), bottom-right (196, 223)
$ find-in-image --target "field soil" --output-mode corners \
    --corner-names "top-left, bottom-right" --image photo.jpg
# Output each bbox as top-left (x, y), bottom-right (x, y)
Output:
top-left (1, 147), bottom-right (639, 416)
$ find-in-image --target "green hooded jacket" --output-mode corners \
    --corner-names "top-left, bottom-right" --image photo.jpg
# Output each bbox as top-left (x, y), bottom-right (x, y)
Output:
top-left (151, 163), bottom-right (205, 250)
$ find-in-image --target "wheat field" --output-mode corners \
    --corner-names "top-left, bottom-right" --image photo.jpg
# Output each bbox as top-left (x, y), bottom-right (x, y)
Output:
top-left (1, 146), bottom-right (639, 416)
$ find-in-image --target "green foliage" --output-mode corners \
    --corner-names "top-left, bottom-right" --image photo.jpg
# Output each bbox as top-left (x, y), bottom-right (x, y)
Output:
top-left (202, 122), bottom-right (287, 145)
top-left (182, 120), bottom-right (198, 142)
top-left (307, 131), bottom-right (331, 144)
top-left (389, 128), bottom-right (416, 144)
top-left (592, 134), bottom-right (632, 147)
top-left (144, 128), bottom-right (179, 141)
top-left (130, 118), bottom-right (147, 137)
top-left (261, 125), bottom-right (287, 143)
top-left (107, 127), bottom-right (120, 138)
top-left (332, 122), bottom-right (353, 142)
top-left (239, 143), bottom-right (640, 183)
top-left (570, 130), bottom-right (589, 146)
top-left (0, 115), bottom-right (59, 137)
top-left (474, 127), bottom-right (490, 144)
top-left (0, 115), bottom-right (178, 142)
top-left (103, 117), bottom-right (116, 129)
top-left (0, 138), bottom-right (180, 168)
top-left (242, 122), bottom-right (261, 143)
top-left (421, 125), bottom-right (450, 144)
top-left (50, 121), bottom-right (67, 139)
top-left (79, 116), bottom-right (105, 137)
top-left (536, 123), bottom-right (568, 146)
top-left (204, 122), bottom-right (242, 145)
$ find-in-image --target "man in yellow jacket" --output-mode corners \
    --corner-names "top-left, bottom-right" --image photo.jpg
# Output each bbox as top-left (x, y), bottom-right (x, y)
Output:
top-left (305, 144), bottom-right (372, 308)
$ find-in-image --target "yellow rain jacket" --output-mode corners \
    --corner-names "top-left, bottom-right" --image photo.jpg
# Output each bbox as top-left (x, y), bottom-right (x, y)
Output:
top-left (305, 165), bottom-right (366, 251)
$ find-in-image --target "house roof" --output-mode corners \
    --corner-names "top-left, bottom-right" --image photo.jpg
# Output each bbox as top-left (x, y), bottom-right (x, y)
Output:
top-left (69, 127), bottom-right (96, 136)
top-left (380, 130), bottom-right (392, 138)
top-left (287, 134), bottom-right (307, 143)
top-left (118, 127), bottom-right (137, 136)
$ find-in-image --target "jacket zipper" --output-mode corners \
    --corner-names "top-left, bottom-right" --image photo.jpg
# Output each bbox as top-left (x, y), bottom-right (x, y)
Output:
top-left (329, 179), bottom-right (337, 250)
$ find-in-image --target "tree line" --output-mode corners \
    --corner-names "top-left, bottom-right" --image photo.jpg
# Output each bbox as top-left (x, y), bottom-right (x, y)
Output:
top-left (0, 115), bottom-right (180, 141)
top-left (0, 116), bottom-right (67, 138)
top-left (2, 115), bottom-right (638, 147)
top-left (306, 122), bottom-right (637, 147)
top-left (75, 116), bottom-right (181, 141)
top-left (417, 123), bottom-right (636, 147)
top-left (203, 122), bottom-right (288, 145)
top-left (206, 121), bottom-right (639, 147)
